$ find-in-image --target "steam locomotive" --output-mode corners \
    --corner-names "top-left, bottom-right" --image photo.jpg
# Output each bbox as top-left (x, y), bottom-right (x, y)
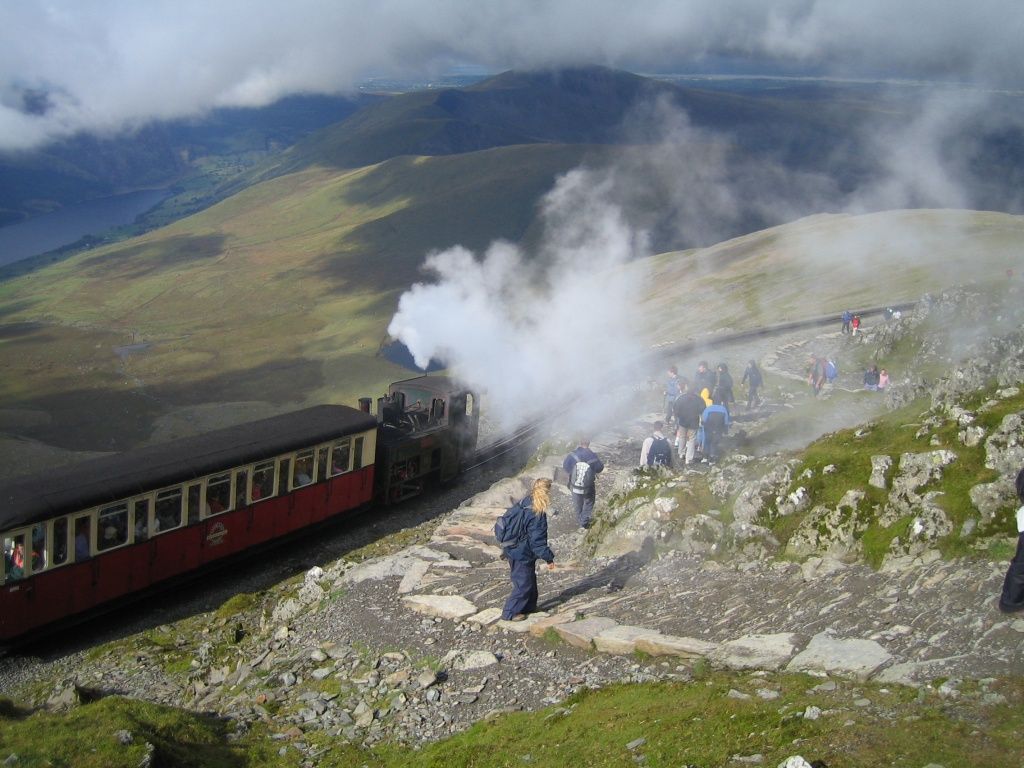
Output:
top-left (0, 375), bottom-right (479, 644)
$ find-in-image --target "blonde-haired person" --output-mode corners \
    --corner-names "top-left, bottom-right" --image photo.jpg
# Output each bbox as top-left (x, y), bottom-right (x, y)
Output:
top-left (501, 478), bottom-right (557, 621)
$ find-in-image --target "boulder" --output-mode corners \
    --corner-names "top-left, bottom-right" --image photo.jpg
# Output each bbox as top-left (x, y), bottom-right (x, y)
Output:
top-left (710, 633), bottom-right (800, 671)
top-left (397, 559), bottom-right (431, 594)
top-left (892, 450), bottom-right (958, 498)
top-left (732, 462), bottom-right (796, 525)
top-left (984, 413), bottom-right (1024, 476)
top-left (594, 625), bottom-right (655, 655)
top-left (969, 479), bottom-right (1016, 524)
top-left (785, 490), bottom-right (866, 559)
top-left (401, 594), bottom-right (477, 620)
top-left (868, 455), bottom-right (892, 489)
top-left (466, 607), bottom-right (503, 626)
top-left (554, 617), bottom-right (619, 650)
top-left (633, 633), bottom-right (717, 659)
top-left (674, 514), bottom-right (726, 555)
top-left (787, 633), bottom-right (892, 680)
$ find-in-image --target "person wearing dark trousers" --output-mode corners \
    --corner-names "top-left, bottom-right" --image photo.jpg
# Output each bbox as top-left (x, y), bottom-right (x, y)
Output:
top-left (742, 359), bottom-right (763, 409)
top-left (998, 467), bottom-right (1024, 613)
top-left (502, 478), bottom-right (556, 621)
top-left (700, 401), bottom-right (731, 463)
top-left (563, 440), bottom-right (604, 529)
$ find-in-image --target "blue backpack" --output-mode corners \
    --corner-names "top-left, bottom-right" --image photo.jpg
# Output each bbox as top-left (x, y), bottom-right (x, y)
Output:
top-left (647, 436), bottom-right (673, 468)
top-left (494, 499), bottom-right (530, 549)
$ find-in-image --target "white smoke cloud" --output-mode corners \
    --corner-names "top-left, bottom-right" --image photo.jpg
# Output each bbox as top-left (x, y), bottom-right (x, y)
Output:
top-left (3, 0), bottom-right (1024, 150)
top-left (387, 168), bottom-right (650, 433)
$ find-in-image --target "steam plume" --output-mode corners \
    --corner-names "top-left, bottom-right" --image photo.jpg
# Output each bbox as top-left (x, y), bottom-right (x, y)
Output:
top-left (387, 168), bottom-right (649, 433)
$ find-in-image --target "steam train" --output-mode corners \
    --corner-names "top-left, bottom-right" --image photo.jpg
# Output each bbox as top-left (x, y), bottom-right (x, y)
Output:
top-left (0, 375), bottom-right (479, 644)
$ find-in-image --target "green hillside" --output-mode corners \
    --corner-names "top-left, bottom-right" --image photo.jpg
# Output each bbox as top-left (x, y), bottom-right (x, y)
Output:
top-left (255, 66), bottom-right (871, 183)
top-left (0, 143), bottom-right (592, 455)
top-left (642, 209), bottom-right (1024, 344)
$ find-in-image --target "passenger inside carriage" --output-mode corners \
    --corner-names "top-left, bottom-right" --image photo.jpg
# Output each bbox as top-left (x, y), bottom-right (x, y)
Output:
top-left (294, 460), bottom-right (313, 487)
top-left (4, 535), bottom-right (26, 580)
top-left (74, 518), bottom-right (91, 561)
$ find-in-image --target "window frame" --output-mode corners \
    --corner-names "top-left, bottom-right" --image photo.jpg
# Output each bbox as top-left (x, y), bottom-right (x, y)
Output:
top-left (329, 438), bottom-right (353, 477)
top-left (250, 458), bottom-right (278, 503)
top-left (153, 485), bottom-right (185, 535)
top-left (2, 526), bottom-right (31, 584)
top-left (96, 500), bottom-right (130, 554)
top-left (203, 472), bottom-right (234, 519)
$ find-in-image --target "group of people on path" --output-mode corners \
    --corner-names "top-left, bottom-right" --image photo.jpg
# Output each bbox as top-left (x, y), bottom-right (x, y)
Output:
top-left (807, 355), bottom-right (891, 395)
top-left (660, 360), bottom-right (757, 467)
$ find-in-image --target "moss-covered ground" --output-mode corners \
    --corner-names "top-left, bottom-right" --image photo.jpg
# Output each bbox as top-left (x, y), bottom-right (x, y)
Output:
top-left (760, 386), bottom-right (1023, 568)
top-left (3, 672), bottom-right (1022, 767)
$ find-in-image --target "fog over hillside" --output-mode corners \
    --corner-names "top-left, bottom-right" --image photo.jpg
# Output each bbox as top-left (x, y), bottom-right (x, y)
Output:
top-left (387, 87), bottom-right (1024, 433)
top-left (3, 1), bottom-right (1023, 150)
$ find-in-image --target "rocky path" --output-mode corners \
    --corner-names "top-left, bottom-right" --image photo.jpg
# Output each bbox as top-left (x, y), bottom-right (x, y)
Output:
top-left (337, 432), bottom-right (1023, 690)
top-left (3, 306), bottom-right (1023, 761)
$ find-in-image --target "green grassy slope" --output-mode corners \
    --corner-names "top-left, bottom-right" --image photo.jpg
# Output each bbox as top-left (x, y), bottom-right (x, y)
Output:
top-left (0, 143), bottom-right (592, 453)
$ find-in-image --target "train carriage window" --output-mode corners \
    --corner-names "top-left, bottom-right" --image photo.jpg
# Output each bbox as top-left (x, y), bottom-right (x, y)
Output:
top-left (315, 446), bottom-right (329, 483)
top-left (292, 450), bottom-right (314, 489)
top-left (354, 436), bottom-right (366, 469)
top-left (234, 469), bottom-right (248, 509)
top-left (97, 503), bottom-right (129, 552)
top-left (252, 460), bottom-right (276, 502)
top-left (52, 517), bottom-right (69, 566)
top-left (3, 532), bottom-right (27, 582)
top-left (31, 523), bottom-right (47, 571)
top-left (206, 473), bottom-right (232, 516)
top-left (155, 488), bottom-right (184, 533)
top-left (329, 439), bottom-right (351, 476)
top-left (73, 515), bottom-right (93, 561)
top-left (133, 498), bottom-right (150, 543)
top-left (277, 459), bottom-right (291, 496)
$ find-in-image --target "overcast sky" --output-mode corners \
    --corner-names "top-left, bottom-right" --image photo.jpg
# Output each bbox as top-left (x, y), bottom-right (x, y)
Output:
top-left (2, 0), bottom-right (1023, 150)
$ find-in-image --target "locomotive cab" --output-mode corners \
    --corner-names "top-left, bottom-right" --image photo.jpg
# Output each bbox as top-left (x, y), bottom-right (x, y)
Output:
top-left (373, 375), bottom-right (479, 504)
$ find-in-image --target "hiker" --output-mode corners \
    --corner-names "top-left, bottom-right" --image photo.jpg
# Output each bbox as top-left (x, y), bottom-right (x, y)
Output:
top-left (998, 467), bottom-right (1024, 613)
top-left (825, 358), bottom-right (838, 385)
top-left (741, 359), bottom-right (763, 409)
top-left (562, 440), bottom-right (604, 529)
top-left (807, 356), bottom-right (826, 396)
top-left (841, 309), bottom-right (852, 334)
top-left (673, 384), bottom-right (706, 465)
top-left (712, 362), bottom-right (735, 413)
top-left (878, 369), bottom-right (890, 390)
top-left (640, 421), bottom-right (673, 469)
top-left (700, 400), bottom-right (731, 463)
top-left (863, 365), bottom-right (881, 391)
top-left (693, 360), bottom-right (715, 395)
top-left (501, 478), bottom-right (556, 621)
top-left (851, 314), bottom-right (861, 335)
top-left (663, 366), bottom-right (681, 427)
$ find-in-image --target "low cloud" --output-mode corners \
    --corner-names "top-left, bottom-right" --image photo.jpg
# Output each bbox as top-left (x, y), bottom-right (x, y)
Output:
top-left (3, 0), bottom-right (1024, 150)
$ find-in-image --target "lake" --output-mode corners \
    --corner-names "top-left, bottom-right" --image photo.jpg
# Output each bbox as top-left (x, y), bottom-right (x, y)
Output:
top-left (0, 188), bottom-right (169, 267)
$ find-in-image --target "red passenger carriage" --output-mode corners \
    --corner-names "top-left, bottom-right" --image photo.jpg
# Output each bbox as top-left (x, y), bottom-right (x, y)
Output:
top-left (0, 374), bottom-right (482, 645)
top-left (0, 404), bottom-right (377, 643)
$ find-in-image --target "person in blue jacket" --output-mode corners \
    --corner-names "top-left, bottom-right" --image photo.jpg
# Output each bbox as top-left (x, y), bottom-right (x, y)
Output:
top-left (502, 478), bottom-right (556, 621)
top-left (700, 400), bottom-right (732, 463)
